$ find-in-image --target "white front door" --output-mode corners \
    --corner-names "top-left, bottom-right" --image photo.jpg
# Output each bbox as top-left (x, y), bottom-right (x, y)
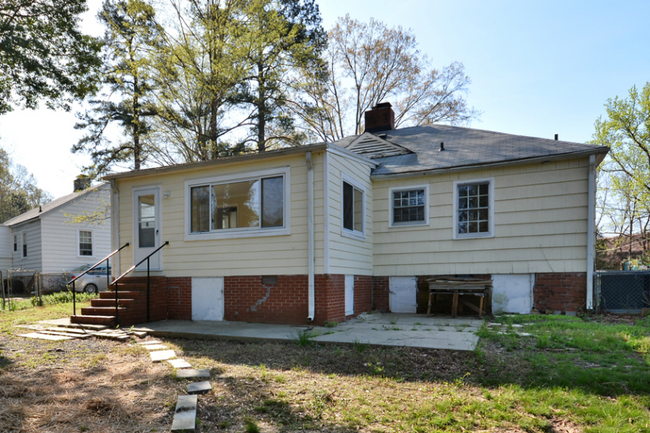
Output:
top-left (133, 187), bottom-right (161, 271)
top-left (345, 275), bottom-right (354, 316)
top-left (389, 276), bottom-right (418, 313)
top-left (192, 277), bottom-right (224, 321)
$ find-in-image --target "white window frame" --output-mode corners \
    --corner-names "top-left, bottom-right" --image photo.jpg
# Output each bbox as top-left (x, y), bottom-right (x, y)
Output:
top-left (341, 173), bottom-right (366, 240)
top-left (77, 229), bottom-right (94, 258)
top-left (22, 231), bottom-right (27, 258)
top-left (388, 184), bottom-right (430, 228)
top-left (184, 166), bottom-right (291, 241)
top-left (453, 178), bottom-right (495, 239)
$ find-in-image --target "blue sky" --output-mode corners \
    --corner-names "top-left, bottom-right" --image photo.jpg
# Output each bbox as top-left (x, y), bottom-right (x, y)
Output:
top-left (1, 0), bottom-right (648, 198)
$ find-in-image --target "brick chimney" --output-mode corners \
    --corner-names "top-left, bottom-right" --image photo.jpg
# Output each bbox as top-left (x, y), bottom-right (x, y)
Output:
top-left (73, 175), bottom-right (92, 192)
top-left (364, 102), bottom-right (395, 133)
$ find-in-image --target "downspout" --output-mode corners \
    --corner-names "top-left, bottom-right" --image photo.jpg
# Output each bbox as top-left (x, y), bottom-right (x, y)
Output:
top-left (586, 154), bottom-right (596, 310)
top-left (110, 180), bottom-right (120, 278)
top-left (306, 152), bottom-right (315, 321)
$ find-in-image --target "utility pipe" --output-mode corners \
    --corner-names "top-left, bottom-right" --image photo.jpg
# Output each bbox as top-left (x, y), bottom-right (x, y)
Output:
top-left (586, 154), bottom-right (596, 310)
top-left (306, 152), bottom-right (315, 321)
top-left (110, 180), bottom-right (120, 278)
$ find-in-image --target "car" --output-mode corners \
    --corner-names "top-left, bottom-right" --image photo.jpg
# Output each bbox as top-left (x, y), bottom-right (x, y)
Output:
top-left (65, 264), bottom-right (113, 294)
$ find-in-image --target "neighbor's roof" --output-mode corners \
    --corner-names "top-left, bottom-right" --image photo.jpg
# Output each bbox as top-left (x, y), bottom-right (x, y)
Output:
top-left (3, 183), bottom-right (109, 227)
top-left (335, 124), bottom-right (609, 176)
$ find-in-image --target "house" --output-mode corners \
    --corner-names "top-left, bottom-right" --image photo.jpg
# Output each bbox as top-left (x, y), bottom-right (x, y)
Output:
top-left (0, 181), bottom-right (112, 292)
top-left (89, 103), bottom-right (608, 327)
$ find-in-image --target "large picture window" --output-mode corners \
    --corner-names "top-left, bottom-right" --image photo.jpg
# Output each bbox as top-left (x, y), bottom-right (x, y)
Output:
top-left (188, 169), bottom-right (288, 239)
top-left (389, 185), bottom-right (429, 227)
top-left (453, 179), bottom-right (494, 239)
top-left (342, 177), bottom-right (364, 236)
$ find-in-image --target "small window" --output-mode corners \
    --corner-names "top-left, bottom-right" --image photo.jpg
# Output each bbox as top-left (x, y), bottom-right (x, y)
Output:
top-left (13, 235), bottom-right (17, 252)
top-left (390, 186), bottom-right (428, 226)
top-left (454, 179), bottom-right (494, 239)
top-left (79, 230), bottom-right (93, 256)
top-left (22, 232), bottom-right (27, 258)
top-left (343, 180), bottom-right (364, 235)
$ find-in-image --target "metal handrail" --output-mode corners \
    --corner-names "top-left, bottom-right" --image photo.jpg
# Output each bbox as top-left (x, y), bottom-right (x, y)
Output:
top-left (69, 243), bottom-right (130, 317)
top-left (111, 241), bottom-right (169, 324)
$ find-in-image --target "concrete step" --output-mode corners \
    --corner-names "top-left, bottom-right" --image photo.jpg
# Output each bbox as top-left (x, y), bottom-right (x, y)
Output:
top-left (99, 291), bottom-right (141, 299)
top-left (71, 315), bottom-right (115, 327)
top-left (63, 323), bottom-right (108, 331)
top-left (80, 306), bottom-right (127, 316)
top-left (91, 298), bottom-right (136, 308)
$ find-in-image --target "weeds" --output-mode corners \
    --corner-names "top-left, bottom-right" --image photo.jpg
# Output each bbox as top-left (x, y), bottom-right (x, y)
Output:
top-left (324, 321), bottom-right (338, 328)
top-left (290, 329), bottom-right (317, 347)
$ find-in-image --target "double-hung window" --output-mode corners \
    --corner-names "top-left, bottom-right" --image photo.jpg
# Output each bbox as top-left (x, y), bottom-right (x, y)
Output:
top-left (79, 230), bottom-right (93, 256)
top-left (13, 235), bottom-right (17, 252)
top-left (22, 232), bottom-right (27, 258)
top-left (187, 168), bottom-right (289, 239)
top-left (453, 179), bottom-right (494, 239)
top-left (342, 176), bottom-right (365, 237)
top-left (389, 185), bottom-right (429, 227)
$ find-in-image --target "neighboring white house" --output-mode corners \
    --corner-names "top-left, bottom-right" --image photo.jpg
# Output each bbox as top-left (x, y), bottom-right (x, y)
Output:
top-left (0, 182), bottom-right (112, 291)
top-left (101, 103), bottom-right (609, 326)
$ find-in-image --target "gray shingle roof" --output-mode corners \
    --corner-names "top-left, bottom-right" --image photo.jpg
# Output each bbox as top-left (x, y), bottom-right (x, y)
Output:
top-left (3, 183), bottom-right (108, 226)
top-left (335, 124), bottom-right (609, 176)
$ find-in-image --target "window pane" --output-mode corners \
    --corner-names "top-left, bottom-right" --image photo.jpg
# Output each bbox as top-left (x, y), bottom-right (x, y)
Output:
top-left (469, 210), bottom-right (478, 221)
top-left (458, 185), bottom-right (468, 196)
top-left (479, 183), bottom-right (488, 195)
top-left (191, 186), bottom-right (210, 233)
top-left (479, 196), bottom-right (488, 207)
top-left (458, 211), bottom-right (468, 222)
top-left (138, 194), bottom-right (156, 247)
top-left (479, 209), bottom-right (488, 221)
top-left (79, 230), bottom-right (92, 256)
top-left (343, 182), bottom-right (354, 231)
top-left (212, 180), bottom-right (260, 230)
top-left (469, 222), bottom-right (478, 233)
top-left (458, 197), bottom-right (468, 209)
top-left (457, 182), bottom-right (491, 235)
top-left (479, 221), bottom-right (489, 232)
top-left (262, 177), bottom-right (284, 227)
top-left (459, 222), bottom-right (468, 233)
top-left (354, 187), bottom-right (363, 232)
top-left (468, 197), bottom-right (478, 208)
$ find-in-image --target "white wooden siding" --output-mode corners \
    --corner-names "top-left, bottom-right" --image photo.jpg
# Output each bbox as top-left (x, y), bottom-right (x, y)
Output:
top-left (327, 152), bottom-right (373, 275)
top-left (11, 220), bottom-right (42, 271)
top-left (115, 152), bottom-right (325, 277)
top-left (40, 185), bottom-right (112, 273)
top-left (0, 225), bottom-right (12, 273)
top-left (373, 158), bottom-right (590, 275)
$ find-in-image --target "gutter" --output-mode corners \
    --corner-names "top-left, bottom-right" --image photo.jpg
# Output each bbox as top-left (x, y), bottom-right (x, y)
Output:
top-left (370, 148), bottom-right (609, 181)
top-left (586, 154), bottom-right (596, 310)
top-left (110, 180), bottom-right (120, 277)
top-left (306, 152), bottom-right (315, 321)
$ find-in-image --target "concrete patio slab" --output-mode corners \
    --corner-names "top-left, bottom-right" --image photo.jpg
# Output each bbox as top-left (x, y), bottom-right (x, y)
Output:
top-left (136, 312), bottom-right (482, 351)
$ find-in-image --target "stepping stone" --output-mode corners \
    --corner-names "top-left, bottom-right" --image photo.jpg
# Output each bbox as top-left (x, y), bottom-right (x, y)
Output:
top-left (171, 395), bottom-right (197, 431)
top-left (45, 327), bottom-right (95, 335)
top-left (143, 344), bottom-right (168, 351)
top-left (95, 333), bottom-right (129, 342)
top-left (187, 381), bottom-right (212, 395)
top-left (130, 331), bottom-right (148, 338)
top-left (150, 350), bottom-right (176, 362)
top-left (176, 369), bottom-right (211, 379)
top-left (139, 340), bottom-right (163, 345)
top-left (19, 333), bottom-right (72, 341)
top-left (39, 330), bottom-right (91, 339)
top-left (66, 323), bottom-right (108, 331)
top-left (168, 358), bottom-right (192, 369)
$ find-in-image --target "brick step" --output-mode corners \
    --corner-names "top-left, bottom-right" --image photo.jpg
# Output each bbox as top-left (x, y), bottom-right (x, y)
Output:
top-left (108, 283), bottom-right (149, 291)
top-left (71, 315), bottom-right (116, 327)
top-left (81, 306), bottom-right (127, 316)
top-left (99, 291), bottom-right (142, 299)
top-left (91, 298), bottom-right (136, 308)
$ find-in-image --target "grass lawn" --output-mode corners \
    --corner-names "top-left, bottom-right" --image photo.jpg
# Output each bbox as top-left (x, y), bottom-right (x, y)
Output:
top-left (0, 299), bottom-right (649, 432)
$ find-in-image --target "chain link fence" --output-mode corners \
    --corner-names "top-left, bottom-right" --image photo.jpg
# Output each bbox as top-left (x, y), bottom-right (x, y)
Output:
top-left (1, 268), bottom-right (40, 310)
top-left (596, 271), bottom-right (650, 314)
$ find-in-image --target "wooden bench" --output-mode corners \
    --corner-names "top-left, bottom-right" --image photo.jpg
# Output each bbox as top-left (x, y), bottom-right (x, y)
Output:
top-left (426, 278), bottom-right (492, 318)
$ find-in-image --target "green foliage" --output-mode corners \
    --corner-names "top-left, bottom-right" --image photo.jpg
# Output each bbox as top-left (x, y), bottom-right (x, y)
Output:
top-left (0, 148), bottom-right (52, 223)
top-left (0, 0), bottom-right (102, 114)
top-left (290, 329), bottom-right (317, 347)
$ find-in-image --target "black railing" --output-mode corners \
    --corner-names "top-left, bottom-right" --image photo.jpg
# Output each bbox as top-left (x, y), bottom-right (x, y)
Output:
top-left (67, 243), bottom-right (130, 317)
top-left (112, 241), bottom-right (169, 324)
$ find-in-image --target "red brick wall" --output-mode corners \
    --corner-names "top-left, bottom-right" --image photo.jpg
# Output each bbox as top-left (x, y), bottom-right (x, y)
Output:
top-left (372, 276), bottom-right (390, 312)
top-left (353, 275), bottom-right (372, 317)
top-left (114, 276), bottom-right (170, 326)
top-left (315, 274), bottom-right (344, 325)
top-left (533, 272), bottom-right (587, 313)
top-left (167, 277), bottom-right (192, 320)
top-left (224, 275), bottom-right (309, 325)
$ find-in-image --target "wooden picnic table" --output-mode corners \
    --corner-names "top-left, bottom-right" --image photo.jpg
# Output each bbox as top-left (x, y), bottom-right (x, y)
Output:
top-left (426, 278), bottom-right (492, 318)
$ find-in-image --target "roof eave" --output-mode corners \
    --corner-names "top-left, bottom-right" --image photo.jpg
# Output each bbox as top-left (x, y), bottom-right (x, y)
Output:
top-left (370, 147), bottom-right (609, 180)
top-left (103, 143), bottom-right (331, 181)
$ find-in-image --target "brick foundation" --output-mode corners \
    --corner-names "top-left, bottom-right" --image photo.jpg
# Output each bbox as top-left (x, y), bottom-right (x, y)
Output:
top-left (372, 276), bottom-right (390, 312)
top-left (533, 272), bottom-right (587, 313)
top-left (167, 277), bottom-right (192, 320)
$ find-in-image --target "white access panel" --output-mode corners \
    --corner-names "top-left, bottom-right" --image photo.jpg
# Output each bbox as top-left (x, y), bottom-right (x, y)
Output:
top-left (191, 277), bottom-right (224, 321)
top-left (492, 274), bottom-right (534, 314)
top-left (345, 275), bottom-right (354, 316)
top-left (389, 276), bottom-right (418, 313)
